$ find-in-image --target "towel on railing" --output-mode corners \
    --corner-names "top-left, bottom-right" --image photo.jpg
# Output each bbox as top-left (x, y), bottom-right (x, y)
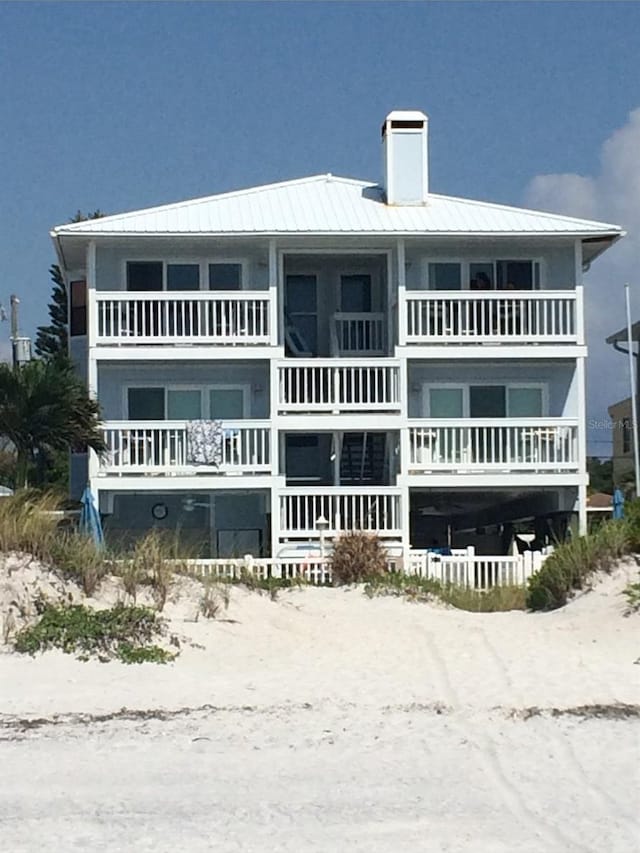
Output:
top-left (186, 420), bottom-right (224, 466)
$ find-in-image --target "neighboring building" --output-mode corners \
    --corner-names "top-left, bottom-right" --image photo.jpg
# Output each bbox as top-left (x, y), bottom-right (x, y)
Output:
top-left (606, 320), bottom-right (639, 490)
top-left (607, 397), bottom-right (634, 484)
top-left (51, 110), bottom-right (623, 559)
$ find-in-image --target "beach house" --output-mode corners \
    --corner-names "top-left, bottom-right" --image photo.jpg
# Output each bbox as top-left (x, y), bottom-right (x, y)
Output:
top-left (51, 110), bottom-right (623, 560)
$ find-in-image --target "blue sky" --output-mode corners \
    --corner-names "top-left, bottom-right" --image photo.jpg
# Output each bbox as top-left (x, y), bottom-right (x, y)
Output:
top-left (1, 1), bottom-right (638, 455)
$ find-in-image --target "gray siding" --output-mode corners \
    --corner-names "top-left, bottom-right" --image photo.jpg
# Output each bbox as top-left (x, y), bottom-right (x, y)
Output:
top-left (98, 361), bottom-right (269, 419)
top-left (407, 360), bottom-right (576, 418)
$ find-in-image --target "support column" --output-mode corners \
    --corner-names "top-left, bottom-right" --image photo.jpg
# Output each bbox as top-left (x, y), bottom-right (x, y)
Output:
top-left (268, 239), bottom-right (279, 347)
top-left (269, 357), bottom-right (281, 558)
top-left (578, 483), bottom-right (587, 536)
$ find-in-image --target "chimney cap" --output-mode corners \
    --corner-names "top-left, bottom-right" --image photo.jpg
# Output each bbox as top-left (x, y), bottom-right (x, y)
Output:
top-left (382, 110), bottom-right (428, 135)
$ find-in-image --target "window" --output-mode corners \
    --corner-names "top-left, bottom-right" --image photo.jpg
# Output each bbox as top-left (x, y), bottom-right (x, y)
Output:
top-left (469, 386), bottom-right (506, 418)
top-left (208, 263), bottom-right (242, 291)
top-left (428, 387), bottom-right (464, 418)
top-left (424, 384), bottom-right (545, 418)
top-left (126, 261), bottom-right (163, 291)
top-left (167, 389), bottom-right (201, 420)
top-left (209, 388), bottom-right (245, 419)
top-left (508, 387), bottom-right (543, 417)
top-left (127, 387), bottom-right (165, 420)
top-left (69, 280), bottom-right (87, 336)
top-left (469, 263), bottom-right (494, 291)
top-left (496, 260), bottom-right (540, 290)
top-left (428, 263), bottom-right (461, 290)
top-left (167, 264), bottom-right (199, 291)
top-left (622, 418), bottom-right (632, 454)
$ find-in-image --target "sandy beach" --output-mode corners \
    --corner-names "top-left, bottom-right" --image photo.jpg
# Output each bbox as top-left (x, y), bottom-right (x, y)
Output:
top-left (1, 560), bottom-right (639, 852)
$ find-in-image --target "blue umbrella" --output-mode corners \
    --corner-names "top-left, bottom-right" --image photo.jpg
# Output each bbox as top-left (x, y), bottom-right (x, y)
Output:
top-left (79, 486), bottom-right (104, 547)
top-left (612, 487), bottom-right (625, 520)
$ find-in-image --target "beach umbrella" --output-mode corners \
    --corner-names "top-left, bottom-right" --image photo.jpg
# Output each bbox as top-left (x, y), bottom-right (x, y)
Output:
top-left (612, 487), bottom-right (625, 520)
top-left (79, 485), bottom-right (104, 547)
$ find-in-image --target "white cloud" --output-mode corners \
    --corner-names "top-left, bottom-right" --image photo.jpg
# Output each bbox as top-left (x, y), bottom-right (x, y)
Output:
top-left (523, 108), bottom-right (640, 458)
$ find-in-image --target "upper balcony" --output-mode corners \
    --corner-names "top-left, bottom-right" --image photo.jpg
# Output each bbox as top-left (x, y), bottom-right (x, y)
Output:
top-left (400, 290), bottom-right (582, 347)
top-left (94, 291), bottom-right (277, 348)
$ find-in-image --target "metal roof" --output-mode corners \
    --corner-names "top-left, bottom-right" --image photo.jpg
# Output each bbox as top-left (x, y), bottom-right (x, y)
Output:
top-left (606, 321), bottom-right (640, 344)
top-left (51, 174), bottom-right (623, 239)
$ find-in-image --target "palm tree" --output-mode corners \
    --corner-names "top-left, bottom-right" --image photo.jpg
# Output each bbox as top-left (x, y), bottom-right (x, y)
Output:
top-left (0, 360), bottom-right (105, 488)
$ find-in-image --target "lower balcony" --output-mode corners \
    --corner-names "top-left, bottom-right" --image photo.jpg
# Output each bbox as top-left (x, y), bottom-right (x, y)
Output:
top-left (279, 487), bottom-right (402, 538)
top-left (408, 420), bottom-right (579, 474)
top-left (99, 421), bottom-right (272, 476)
top-left (277, 359), bottom-right (401, 413)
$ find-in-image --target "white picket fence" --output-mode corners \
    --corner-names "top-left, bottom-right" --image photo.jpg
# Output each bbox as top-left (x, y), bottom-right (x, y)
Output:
top-left (186, 547), bottom-right (544, 589)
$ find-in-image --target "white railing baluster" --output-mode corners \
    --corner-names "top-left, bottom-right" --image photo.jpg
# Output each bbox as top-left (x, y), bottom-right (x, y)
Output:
top-left (94, 291), bottom-right (273, 345)
top-left (402, 290), bottom-right (577, 345)
top-left (408, 420), bottom-right (579, 473)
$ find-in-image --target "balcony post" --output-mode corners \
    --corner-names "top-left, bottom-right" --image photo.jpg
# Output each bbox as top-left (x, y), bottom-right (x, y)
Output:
top-left (269, 239), bottom-right (279, 347)
top-left (397, 239), bottom-right (407, 346)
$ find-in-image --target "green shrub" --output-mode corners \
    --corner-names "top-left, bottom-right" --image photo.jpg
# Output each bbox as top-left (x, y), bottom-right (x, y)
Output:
top-left (49, 531), bottom-right (107, 596)
top-left (526, 518), bottom-right (635, 611)
top-left (13, 602), bottom-right (174, 663)
top-left (330, 531), bottom-right (388, 585)
top-left (114, 529), bottom-right (187, 609)
top-left (200, 580), bottom-right (231, 618)
top-left (364, 573), bottom-right (526, 611)
top-left (623, 577), bottom-right (640, 613)
top-left (0, 491), bottom-right (60, 561)
top-left (625, 499), bottom-right (640, 552)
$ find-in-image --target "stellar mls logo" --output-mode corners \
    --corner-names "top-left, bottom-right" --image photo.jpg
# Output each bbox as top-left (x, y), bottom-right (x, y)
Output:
top-left (587, 419), bottom-right (629, 430)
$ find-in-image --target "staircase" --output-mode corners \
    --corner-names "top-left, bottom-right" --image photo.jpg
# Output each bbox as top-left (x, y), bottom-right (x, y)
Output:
top-left (340, 433), bottom-right (387, 485)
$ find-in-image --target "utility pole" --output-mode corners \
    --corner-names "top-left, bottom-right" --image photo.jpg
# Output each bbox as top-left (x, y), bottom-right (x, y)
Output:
top-left (625, 284), bottom-right (640, 497)
top-left (9, 294), bottom-right (31, 368)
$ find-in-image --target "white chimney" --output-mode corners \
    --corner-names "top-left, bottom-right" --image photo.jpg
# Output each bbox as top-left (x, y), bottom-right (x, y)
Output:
top-left (382, 110), bottom-right (429, 205)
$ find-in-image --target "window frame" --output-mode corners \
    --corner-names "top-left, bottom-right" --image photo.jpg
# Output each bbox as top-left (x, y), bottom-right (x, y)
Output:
top-left (420, 257), bottom-right (545, 291)
top-left (124, 382), bottom-right (250, 421)
top-left (422, 381), bottom-right (548, 418)
top-left (122, 257), bottom-right (248, 292)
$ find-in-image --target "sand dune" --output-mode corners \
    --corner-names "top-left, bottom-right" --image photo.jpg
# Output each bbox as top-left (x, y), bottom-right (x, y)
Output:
top-left (1, 558), bottom-right (639, 852)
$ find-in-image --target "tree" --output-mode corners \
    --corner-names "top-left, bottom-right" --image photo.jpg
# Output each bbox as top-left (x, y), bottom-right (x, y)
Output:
top-left (35, 210), bottom-right (105, 362)
top-left (587, 456), bottom-right (614, 494)
top-left (34, 264), bottom-right (68, 361)
top-left (0, 360), bottom-right (105, 488)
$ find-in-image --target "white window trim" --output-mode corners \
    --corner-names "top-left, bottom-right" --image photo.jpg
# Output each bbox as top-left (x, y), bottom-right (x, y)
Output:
top-left (420, 257), bottom-right (545, 291)
top-left (422, 381), bottom-right (548, 418)
top-left (122, 258), bottom-right (249, 292)
top-left (124, 383), bottom-right (250, 420)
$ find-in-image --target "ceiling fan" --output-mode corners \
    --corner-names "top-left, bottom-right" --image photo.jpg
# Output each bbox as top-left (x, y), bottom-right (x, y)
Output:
top-left (181, 496), bottom-right (210, 513)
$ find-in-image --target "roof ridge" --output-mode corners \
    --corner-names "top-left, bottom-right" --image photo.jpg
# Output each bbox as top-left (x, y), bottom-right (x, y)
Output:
top-left (53, 174), bottom-right (375, 232)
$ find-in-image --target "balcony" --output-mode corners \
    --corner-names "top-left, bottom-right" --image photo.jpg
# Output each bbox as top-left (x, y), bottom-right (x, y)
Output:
top-left (99, 420), bottom-right (271, 475)
top-left (94, 291), bottom-right (275, 346)
top-left (277, 359), bottom-right (401, 414)
top-left (280, 488), bottom-right (402, 538)
top-left (330, 312), bottom-right (387, 356)
top-left (402, 290), bottom-right (580, 345)
top-left (408, 420), bottom-right (579, 474)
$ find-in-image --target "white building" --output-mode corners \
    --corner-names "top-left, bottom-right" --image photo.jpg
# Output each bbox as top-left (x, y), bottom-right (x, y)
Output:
top-left (52, 110), bottom-right (623, 560)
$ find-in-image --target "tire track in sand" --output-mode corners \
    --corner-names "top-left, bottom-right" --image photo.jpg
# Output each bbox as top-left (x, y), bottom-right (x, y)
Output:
top-left (423, 628), bottom-right (594, 853)
top-left (468, 626), bottom-right (639, 848)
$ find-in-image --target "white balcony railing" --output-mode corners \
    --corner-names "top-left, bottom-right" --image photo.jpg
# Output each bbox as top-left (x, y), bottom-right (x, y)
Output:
top-left (402, 290), bottom-right (580, 345)
top-left (99, 421), bottom-right (271, 475)
top-left (408, 420), bottom-right (579, 473)
top-left (280, 488), bottom-right (402, 537)
top-left (277, 360), bottom-right (401, 413)
top-left (330, 312), bottom-right (386, 356)
top-left (95, 291), bottom-right (275, 345)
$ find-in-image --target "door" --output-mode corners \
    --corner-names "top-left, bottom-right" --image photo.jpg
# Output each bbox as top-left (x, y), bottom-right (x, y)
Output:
top-left (340, 274), bottom-right (372, 313)
top-left (285, 275), bottom-right (317, 356)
